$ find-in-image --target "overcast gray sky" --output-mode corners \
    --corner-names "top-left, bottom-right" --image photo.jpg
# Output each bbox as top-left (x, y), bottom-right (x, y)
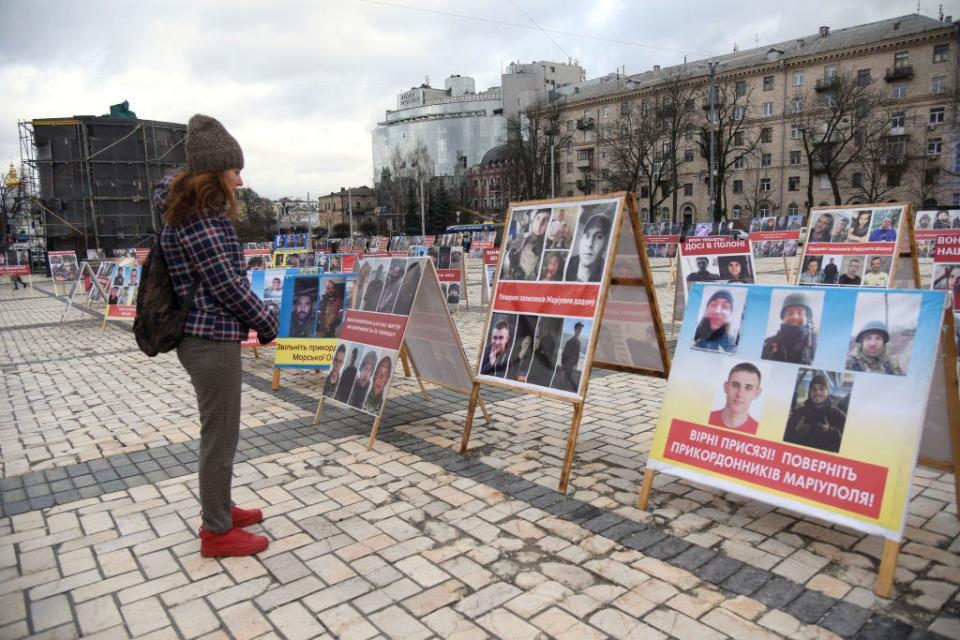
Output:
top-left (0, 0), bottom-right (949, 200)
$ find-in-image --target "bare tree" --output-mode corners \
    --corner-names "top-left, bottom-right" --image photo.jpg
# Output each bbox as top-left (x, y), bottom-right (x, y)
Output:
top-left (906, 132), bottom-right (943, 206)
top-left (503, 102), bottom-right (572, 200)
top-left (739, 150), bottom-right (776, 217)
top-left (659, 69), bottom-right (699, 221)
top-left (791, 70), bottom-right (888, 209)
top-left (842, 124), bottom-right (902, 203)
top-left (697, 77), bottom-right (762, 221)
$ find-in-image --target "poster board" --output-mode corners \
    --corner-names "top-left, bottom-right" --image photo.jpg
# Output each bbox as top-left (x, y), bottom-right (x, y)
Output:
top-left (245, 267), bottom-right (288, 349)
top-left (273, 232), bottom-right (310, 249)
top-left (640, 282), bottom-right (958, 597)
top-left (243, 248), bottom-right (274, 270)
top-left (0, 250), bottom-right (33, 292)
top-left (271, 270), bottom-right (355, 370)
top-left (915, 209), bottom-right (960, 260)
top-left (641, 222), bottom-right (680, 259)
top-left (749, 214), bottom-right (803, 280)
top-left (480, 247), bottom-right (500, 309)
top-left (428, 244), bottom-right (467, 310)
top-left (59, 262), bottom-right (109, 328)
top-left (313, 257), bottom-right (485, 448)
top-left (468, 231), bottom-right (497, 258)
top-left (102, 263), bottom-right (142, 322)
top-left (672, 236), bottom-right (756, 329)
top-left (460, 193), bottom-right (671, 492)
top-left (796, 203), bottom-right (911, 288)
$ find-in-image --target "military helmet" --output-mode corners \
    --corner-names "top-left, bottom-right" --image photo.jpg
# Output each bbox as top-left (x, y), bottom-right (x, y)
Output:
top-left (779, 292), bottom-right (813, 320)
top-left (856, 320), bottom-right (889, 344)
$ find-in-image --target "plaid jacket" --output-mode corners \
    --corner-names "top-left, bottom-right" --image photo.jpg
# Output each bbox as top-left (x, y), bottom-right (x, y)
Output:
top-left (155, 170), bottom-right (277, 342)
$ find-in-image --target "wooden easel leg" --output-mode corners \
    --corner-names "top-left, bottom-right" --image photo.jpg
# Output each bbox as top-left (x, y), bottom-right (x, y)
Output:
top-left (252, 346), bottom-right (260, 359)
top-left (367, 415), bottom-right (383, 449)
top-left (271, 368), bottom-right (281, 390)
top-left (941, 311), bottom-right (960, 511)
top-left (313, 395), bottom-right (325, 425)
top-left (459, 382), bottom-right (481, 453)
top-left (101, 312), bottom-right (108, 330)
top-left (478, 396), bottom-right (492, 424)
top-left (414, 373), bottom-right (430, 401)
top-left (400, 348), bottom-right (412, 377)
top-left (558, 401), bottom-right (585, 494)
top-left (874, 539), bottom-right (900, 598)
top-left (637, 468), bottom-right (656, 510)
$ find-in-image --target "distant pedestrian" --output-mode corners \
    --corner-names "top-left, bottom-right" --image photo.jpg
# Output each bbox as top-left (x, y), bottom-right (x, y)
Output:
top-left (157, 114), bottom-right (278, 558)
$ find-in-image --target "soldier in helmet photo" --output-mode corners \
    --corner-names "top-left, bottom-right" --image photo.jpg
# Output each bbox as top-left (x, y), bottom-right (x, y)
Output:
top-left (846, 320), bottom-right (904, 375)
top-left (783, 370), bottom-right (849, 453)
top-left (761, 291), bottom-right (819, 365)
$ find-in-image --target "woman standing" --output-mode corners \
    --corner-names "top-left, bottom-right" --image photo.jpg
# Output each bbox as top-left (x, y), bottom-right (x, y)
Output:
top-left (157, 115), bottom-right (278, 557)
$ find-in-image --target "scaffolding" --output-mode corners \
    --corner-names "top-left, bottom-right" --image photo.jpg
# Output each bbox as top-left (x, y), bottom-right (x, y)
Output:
top-left (19, 114), bottom-right (186, 256)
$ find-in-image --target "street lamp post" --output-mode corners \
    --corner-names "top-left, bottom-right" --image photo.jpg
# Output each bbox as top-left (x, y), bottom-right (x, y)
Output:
top-left (707, 60), bottom-right (719, 223)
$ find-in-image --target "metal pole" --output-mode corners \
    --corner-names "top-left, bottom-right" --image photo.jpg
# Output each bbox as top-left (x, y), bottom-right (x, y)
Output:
top-left (419, 174), bottom-right (426, 236)
top-left (707, 61), bottom-right (719, 223)
top-left (348, 188), bottom-right (354, 237)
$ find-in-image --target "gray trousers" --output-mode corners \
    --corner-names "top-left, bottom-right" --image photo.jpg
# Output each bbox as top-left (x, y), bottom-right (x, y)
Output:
top-left (177, 336), bottom-right (242, 533)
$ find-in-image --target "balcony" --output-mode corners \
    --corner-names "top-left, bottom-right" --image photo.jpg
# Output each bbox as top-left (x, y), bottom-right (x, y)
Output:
top-left (576, 117), bottom-right (595, 131)
top-left (879, 154), bottom-right (907, 168)
top-left (885, 65), bottom-right (914, 82)
top-left (576, 157), bottom-right (594, 170)
top-left (576, 178), bottom-right (594, 193)
top-left (815, 77), bottom-right (839, 92)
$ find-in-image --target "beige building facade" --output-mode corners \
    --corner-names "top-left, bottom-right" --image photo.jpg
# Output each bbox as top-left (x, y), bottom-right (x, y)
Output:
top-left (548, 14), bottom-right (959, 224)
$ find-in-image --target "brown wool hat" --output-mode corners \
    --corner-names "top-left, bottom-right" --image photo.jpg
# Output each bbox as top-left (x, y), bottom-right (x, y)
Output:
top-left (185, 114), bottom-right (244, 174)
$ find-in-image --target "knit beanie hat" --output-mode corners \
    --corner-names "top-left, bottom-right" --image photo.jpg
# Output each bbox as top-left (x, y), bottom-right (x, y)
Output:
top-left (707, 289), bottom-right (734, 307)
top-left (185, 114), bottom-right (244, 174)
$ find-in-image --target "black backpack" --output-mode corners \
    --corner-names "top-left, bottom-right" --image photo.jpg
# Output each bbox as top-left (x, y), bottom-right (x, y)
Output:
top-left (133, 236), bottom-right (200, 357)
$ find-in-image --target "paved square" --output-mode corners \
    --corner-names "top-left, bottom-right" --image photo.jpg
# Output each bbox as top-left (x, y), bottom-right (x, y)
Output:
top-left (0, 259), bottom-right (958, 639)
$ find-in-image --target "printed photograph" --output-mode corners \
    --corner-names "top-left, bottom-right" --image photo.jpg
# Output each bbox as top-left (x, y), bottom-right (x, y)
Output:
top-left (393, 260), bottom-right (424, 316)
top-left (362, 351), bottom-right (396, 416)
top-left (480, 313), bottom-right (517, 378)
top-left (685, 255), bottom-right (722, 283)
top-left (861, 255), bottom-right (892, 287)
top-left (315, 278), bottom-right (348, 338)
top-left (288, 278), bottom-right (320, 338)
top-left (868, 208), bottom-right (902, 242)
top-left (545, 206), bottom-right (575, 250)
top-left (501, 207), bottom-right (550, 281)
top-left (375, 258), bottom-right (407, 314)
top-left (326, 344), bottom-right (360, 404)
top-left (838, 256), bottom-right (865, 286)
top-left (799, 256), bottom-right (824, 285)
top-left (754, 241), bottom-right (771, 258)
top-left (807, 211), bottom-right (836, 243)
top-left (932, 263), bottom-right (960, 291)
top-left (694, 223), bottom-right (712, 237)
top-left (449, 247), bottom-right (463, 270)
top-left (360, 259), bottom-right (390, 311)
top-left (437, 246), bottom-right (451, 269)
top-left (707, 359), bottom-right (770, 435)
top-left (783, 368), bottom-right (853, 453)
top-left (845, 291), bottom-right (920, 376)
top-left (352, 261), bottom-right (372, 310)
top-left (830, 213), bottom-right (852, 243)
top-left (447, 282), bottom-right (461, 305)
top-left (787, 215), bottom-right (803, 230)
top-left (761, 289), bottom-right (824, 365)
top-left (565, 202), bottom-right (616, 282)
top-left (846, 209), bottom-right (874, 243)
top-left (539, 250), bottom-right (568, 281)
top-left (526, 316), bottom-right (565, 387)
top-left (816, 256), bottom-right (843, 285)
top-left (263, 269), bottom-right (285, 302)
top-left (784, 239), bottom-right (799, 257)
top-left (549, 318), bottom-right (593, 393)
top-left (760, 217), bottom-right (777, 233)
top-left (717, 255), bottom-right (754, 283)
top-left (691, 285), bottom-right (747, 354)
top-left (346, 347), bottom-right (380, 410)
top-left (505, 314), bottom-right (538, 382)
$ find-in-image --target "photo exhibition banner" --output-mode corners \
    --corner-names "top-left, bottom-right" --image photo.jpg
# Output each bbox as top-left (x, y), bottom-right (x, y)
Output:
top-left (105, 264), bottom-right (142, 318)
top-left (648, 282), bottom-right (947, 539)
top-left (49, 251), bottom-right (79, 282)
top-left (273, 270), bottom-right (355, 368)
top-left (0, 250), bottom-right (30, 276)
top-left (321, 256), bottom-right (427, 416)
top-left (478, 196), bottom-right (622, 398)
top-left (749, 215), bottom-right (803, 259)
top-left (678, 236), bottom-right (755, 302)
top-left (797, 204), bottom-right (906, 288)
top-left (482, 247), bottom-right (500, 305)
top-left (642, 222), bottom-right (680, 259)
top-left (914, 208), bottom-right (960, 259)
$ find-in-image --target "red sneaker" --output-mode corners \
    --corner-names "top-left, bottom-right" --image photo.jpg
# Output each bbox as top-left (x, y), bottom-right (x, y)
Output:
top-left (232, 505), bottom-right (264, 528)
top-left (199, 527), bottom-right (269, 558)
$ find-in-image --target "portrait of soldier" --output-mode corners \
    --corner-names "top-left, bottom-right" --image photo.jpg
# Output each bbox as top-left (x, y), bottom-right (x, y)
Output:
top-left (527, 317), bottom-right (563, 387)
top-left (762, 292), bottom-right (817, 364)
top-left (323, 344), bottom-right (347, 397)
top-left (686, 256), bottom-right (721, 283)
top-left (693, 289), bottom-right (738, 353)
top-left (718, 256), bottom-right (752, 283)
top-left (808, 213), bottom-right (834, 243)
top-left (289, 289), bottom-right (317, 338)
top-left (316, 280), bottom-right (345, 338)
top-left (821, 257), bottom-right (839, 285)
top-left (934, 210), bottom-right (952, 229)
top-left (362, 356), bottom-right (394, 415)
top-left (503, 209), bottom-right (550, 280)
top-left (446, 283), bottom-right (461, 305)
top-left (376, 259), bottom-right (407, 314)
top-left (481, 317), bottom-right (513, 377)
top-left (392, 260), bottom-right (422, 316)
top-left (831, 216), bottom-right (851, 242)
top-left (709, 362), bottom-right (763, 434)
top-left (551, 322), bottom-right (584, 392)
top-left (348, 351), bottom-right (378, 408)
top-left (335, 348), bottom-right (359, 404)
top-left (361, 262), bottom-right (387, 311)
top-left (783, 371), bottom-right (847, 453)
top-left (846, 320), bottom-right (904, 375)
top-left (565, 205), bottom-right (613, 282)
top-left (861, 257), bottom-right (889, 287)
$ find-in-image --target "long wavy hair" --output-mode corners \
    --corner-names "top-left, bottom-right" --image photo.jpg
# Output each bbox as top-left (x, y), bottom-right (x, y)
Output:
top-left (163, 171), bottom-right (238, 226)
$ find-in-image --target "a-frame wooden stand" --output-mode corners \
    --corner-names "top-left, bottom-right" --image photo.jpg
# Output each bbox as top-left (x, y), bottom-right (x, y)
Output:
top-left (639, 203), bottom-right (960, 599)
top-left (313, 260), bottom-right (490, 449)
top-left (58, 262), bottom-right (110, 330)
top-left (460, 193), bottom-right (671, 493)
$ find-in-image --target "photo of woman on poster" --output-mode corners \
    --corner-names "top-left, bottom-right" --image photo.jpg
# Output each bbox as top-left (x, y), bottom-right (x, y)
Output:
top-left (506, 315), bottom-right (537, 382)
top-left (847, 210), bottom-right (873, 242)
top-left (565, 203), bottom-right (614, 282)
top-left (362, 354), bottom-right (394, 415)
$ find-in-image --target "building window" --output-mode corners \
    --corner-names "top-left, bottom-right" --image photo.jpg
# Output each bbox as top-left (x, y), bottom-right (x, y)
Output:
top-left (894, 51), bottom-right (910, 68)
top-left (566, 162), bottom-right (573, 173)
top-left (887, 172), bottom-right (901, 187)
top-left (824, 64), bottom-right (838, 79)
top-left (735, 80), bottom-right (747, 96)
top-left (760, 178), bottom-right (771, 192)
top-left (788, 203), bottom-right (799, 215)
top-left (932, 76), bottom-right (947, 94)
top-left (791, 124), bottom-right (802, 139)
top-left (761, 153), bottom-right (772, 167)
top-left (683, 183), bottom-right (693, 196)
top-left (566, 120), bottom-right (575, 131)
top-left (734, 156), bottom-right (745, 169)
top-left (734, 106), bottom-right (746, 120)
top-left (584, 130), bottom-right (594, 142)
top-left (819, 175), bottom-right (831, 189)
top-left (732, 205), bottom-right (743, 218)
top-left (893, 84), bottom-right (908, 99)
top-left (852, 172), bottom-right (863, 187)
top-left (793, 70), bottom-right (805, 86)
top-left (640, 207), bottom-right (649, 220)
top-left (640, 185), bottom-right (649, 198)
top-left (600, 105), bottom-right (610, 118)
top-left (857, 69), bottom-right (872, 86)
top-left (620, 101), bottom-right (630, 116)
top-left (934, 44), bottom-right (949, 63)
top-left (733, 131), bottom-right (744, 146)
top-left (763, 76), bottom-right (774, 91)
top-left (761, 102), bottom-right (774, 116)
top-left (891, 111), bottom-right (905, 129)
top-left (788, 176), bottom-right (800, 191)
top-left (759, 202), bottom-right (771, 215)
top-left (792, 96), bottom-right (804, 113)
top-left (761, 127), bottom-right (772, 143)
top-left (584, 109), bottom-right (594, 120)
top-left (953, 193), bottom-right (960, 207)
top-left (684, 149), bottom-right (694, 162)
top-left (930, 107), bottom-right (945, 125)
top-left (732, 180), bottom-right (743, 194)
top-left (790, 150), bottom-right (802, 165)
top-left (928, 138), bottom-right (942, 155)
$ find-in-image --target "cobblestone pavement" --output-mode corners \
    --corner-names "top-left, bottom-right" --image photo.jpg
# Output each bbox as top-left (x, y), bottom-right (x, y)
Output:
top-left (0, 258), bottom-right (957, 640)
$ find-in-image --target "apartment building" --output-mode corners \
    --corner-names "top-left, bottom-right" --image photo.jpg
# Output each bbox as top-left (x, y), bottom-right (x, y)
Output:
top-left (547, 13), bottom-right (958, 224)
